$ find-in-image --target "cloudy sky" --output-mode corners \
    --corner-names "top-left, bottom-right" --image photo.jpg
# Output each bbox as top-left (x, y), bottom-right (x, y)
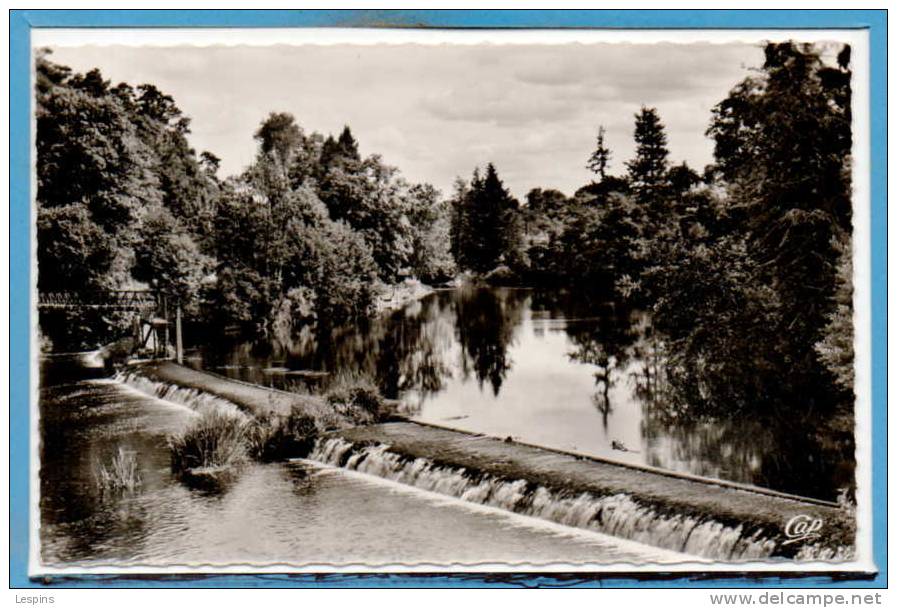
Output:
top-left (46, 41), bottom-right (764, 199)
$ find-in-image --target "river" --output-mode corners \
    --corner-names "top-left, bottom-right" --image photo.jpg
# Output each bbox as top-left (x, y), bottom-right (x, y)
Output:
top-left (39, 357), bottom-right (681, 568)
top-left (38, 286), bottom-right (852, 567)
top-left (187, 287), bottom-right (852, 502)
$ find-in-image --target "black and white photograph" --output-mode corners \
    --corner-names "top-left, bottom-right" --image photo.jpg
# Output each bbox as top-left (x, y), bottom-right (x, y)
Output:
top-left (30, 27), bottom-right (873, 575)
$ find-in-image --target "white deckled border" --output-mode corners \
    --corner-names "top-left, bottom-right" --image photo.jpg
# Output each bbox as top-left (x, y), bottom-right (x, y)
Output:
top-left (27, 27), bottom-right (873, 576)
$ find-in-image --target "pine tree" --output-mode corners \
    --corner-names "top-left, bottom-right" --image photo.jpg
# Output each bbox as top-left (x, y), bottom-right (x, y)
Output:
top-left (626, 106), bottom-right (671, 236)
top-left (627, 108), bottom-right (669, 197)
top-left (464, 164), bottom-right (518, 273)
top-left (337, 125), bottom-right (360, 160)
top-left (587, 126), bottom-right (612, 180)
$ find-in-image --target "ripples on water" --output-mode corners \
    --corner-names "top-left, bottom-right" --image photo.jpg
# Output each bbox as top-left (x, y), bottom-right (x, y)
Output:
top-left (39, 360), bottom-right (679, 567)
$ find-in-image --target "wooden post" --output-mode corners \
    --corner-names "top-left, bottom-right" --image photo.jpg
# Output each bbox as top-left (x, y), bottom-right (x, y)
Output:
top-left (160, 294), bottom-right (168, 358)
top-left (175, 303), bottom-right (183, 364)
top-left (132, 315), bottom-right (141, 353)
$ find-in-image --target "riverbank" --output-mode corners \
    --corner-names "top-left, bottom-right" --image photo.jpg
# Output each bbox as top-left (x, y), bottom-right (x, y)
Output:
top-left (374, 278), bottom-right (437, 315)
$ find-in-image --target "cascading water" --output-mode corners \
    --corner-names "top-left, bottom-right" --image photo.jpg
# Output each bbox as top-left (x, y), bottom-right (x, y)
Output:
top-left (115, 370), bottom-right (248, 421)
top-left (308, 437), bottom-right (781, 561)
top-left (111, 368), bottom-right (851, 563)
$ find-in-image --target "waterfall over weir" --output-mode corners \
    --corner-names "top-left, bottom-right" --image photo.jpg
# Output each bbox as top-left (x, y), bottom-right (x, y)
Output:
top-left (115, 370), bottom-right (248, 421)
top-left (310, 437), bottom-right (776, 561)
top-left (110, 363), bottom-right (853, 563)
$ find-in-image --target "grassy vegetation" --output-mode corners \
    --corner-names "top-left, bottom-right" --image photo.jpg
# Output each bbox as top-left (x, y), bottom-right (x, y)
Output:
top-left (169, 404), bottom-right (324, 480)
top-left (94, 446), bottom-right (141, 492)
top-left (325, 371), bottom-right (387, 425)
top-left (247, 407), bottom-right (319, 461)
top-left (164, 369), bottom-right (389, 486)
top-left (168, 410), bottom-right (249, 475)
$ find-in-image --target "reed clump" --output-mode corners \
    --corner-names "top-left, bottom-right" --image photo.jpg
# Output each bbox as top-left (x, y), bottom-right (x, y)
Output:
top-left (325, 371), bottom-right (386, 424)
top-left (164, 370), bottom-right (388, 483)
top-left (95, 446), bottom-right (141, 492)
top-left (247, 406), bottom-right (319, 461)
top-left (168, 409), bottom-right (249, 475)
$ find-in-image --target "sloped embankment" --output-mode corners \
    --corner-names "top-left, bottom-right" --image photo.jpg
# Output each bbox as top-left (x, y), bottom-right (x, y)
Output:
top-left (126, 360), bottom-right (332, 419)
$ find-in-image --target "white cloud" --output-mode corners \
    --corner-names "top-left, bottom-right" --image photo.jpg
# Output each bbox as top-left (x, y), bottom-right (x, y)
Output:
top-left (46, 42), bottom-right (763, 199)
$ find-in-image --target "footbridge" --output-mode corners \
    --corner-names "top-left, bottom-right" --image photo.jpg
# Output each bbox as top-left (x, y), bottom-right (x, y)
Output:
top-left (38, 289), bottom-right (184, 361)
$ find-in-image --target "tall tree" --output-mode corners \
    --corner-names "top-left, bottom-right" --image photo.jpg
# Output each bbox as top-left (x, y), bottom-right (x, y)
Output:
top-left (647, 42), bottom-right (854, 421)
top-left (36, 54), bottom-right (215, 347)
top-left (449, 176), bottom-right (473, 268)
top-left (254, 112), bottom-right (303, 166)
top-left (132, 208), bottom-right (214, 314)
top-left (586, 126), bottom-right (612, 180)
top-left (36, 55), bottom-right (163, 293)
top-left (404, 183), bottom-right (456, 282)
top-left (336, 125), bottom-right (360, 160)
top-left (318, 151), bottom-right (412, 280)
top-left (626, 107), bottom-right (671, 236)
top-left (707, 41), bottom-right (852, 391)
top-left (458, 164), bottom-right (520, 274)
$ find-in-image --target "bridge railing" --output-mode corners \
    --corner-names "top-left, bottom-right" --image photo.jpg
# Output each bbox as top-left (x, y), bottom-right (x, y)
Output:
top-left (37, 290), bottom-right (159, 310)
top-left (37, 290), bottom-right (184, 363)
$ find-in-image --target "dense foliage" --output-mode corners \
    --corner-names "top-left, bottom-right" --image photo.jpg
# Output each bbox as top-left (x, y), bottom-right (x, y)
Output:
top-left (444, 43), bottom-right (854, 429)
top-left (37, 42), bottom-right (855, 437)
top-left (36, 52), bottom-right (453, 347)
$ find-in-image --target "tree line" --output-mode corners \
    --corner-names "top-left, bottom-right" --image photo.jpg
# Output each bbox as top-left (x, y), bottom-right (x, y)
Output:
top-left (36, 49), bottom-right (454, 347)
top-left (37, 43), bottom-right (854, 430)
top-left (446, 42), bottom-right (854, 425)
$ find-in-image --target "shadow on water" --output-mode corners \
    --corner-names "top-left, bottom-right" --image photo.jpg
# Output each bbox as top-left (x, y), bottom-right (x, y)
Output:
top-left (189, 287), bottom-right (853, 502)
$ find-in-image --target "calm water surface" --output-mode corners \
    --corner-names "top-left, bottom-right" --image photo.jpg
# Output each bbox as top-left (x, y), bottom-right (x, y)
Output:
top-left (191, 287), bottom-right (851, 501)
top-left (39, 359), bottom-right (676, 567)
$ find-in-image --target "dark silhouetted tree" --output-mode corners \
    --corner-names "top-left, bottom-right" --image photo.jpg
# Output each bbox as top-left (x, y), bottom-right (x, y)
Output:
top-left (254, 112), bottom-right (303, 166)
top-left (587, 125), bottom-right (612, 180)
top-left (455, 164), bottom-right (520, 274)
top-left (626, 106), bottom-right (670, 234)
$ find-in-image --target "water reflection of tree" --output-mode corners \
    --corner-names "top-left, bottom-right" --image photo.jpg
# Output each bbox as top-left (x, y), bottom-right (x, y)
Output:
top-left (626, 315), bottom-right (668, 405)
top-left (553, 304), bottom-right (851, 501)
top-left (641, 407), bottom-right (775, 484)
top-left (199, 293), bottom-right (459, 407)
top-left (640, 399), bottom-right (852, 501)
top-left (565, 306), bottom-right (638, 430)
top-left (454, 288), bottom-right (524, 396)
top-left (312, 294), bottom-right (455, 402)
top-left (631, 319), bottom-right (852, 501)
top-left (374, 296), bottom-right (455, 403)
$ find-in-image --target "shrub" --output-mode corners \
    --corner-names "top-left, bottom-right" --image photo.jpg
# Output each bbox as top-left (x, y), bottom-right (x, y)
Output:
top-left (102, 336), bottom-right (137, 367)
top-left (325, 371), bottom-right (385, 423)
top-left (95, 446), bottom-right (141, 492)
top-left (247, 407), bottom-right (319, 461)
top-left (168, 410), bottom-right (249, 474)
top-left (483, 264), bottom-right (517, 286)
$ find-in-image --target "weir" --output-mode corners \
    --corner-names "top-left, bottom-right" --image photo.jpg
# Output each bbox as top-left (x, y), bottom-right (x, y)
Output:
top-left (122, 361), bottom-right (333, 418)
top-left (117, 362), bottom-right (854, 562)
top-left (115, 369), bottom-right (249, 421)
top-left (310, 425), bottom-right (853, 561)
